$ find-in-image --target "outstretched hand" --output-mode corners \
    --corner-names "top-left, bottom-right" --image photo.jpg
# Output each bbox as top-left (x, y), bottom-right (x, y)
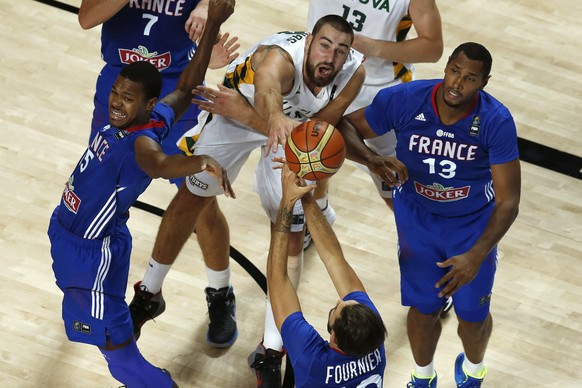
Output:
top-left (209, 32), bottom-right (240, 69)
top-left (434, 252), bottom-right (482, 298)
top-left (193, 84), bottom-right (247, 120)
top-left (265, 115), bottom-right (300, 156)
top-left (200, 155), bottom-right (236, 198)
top-left (275, 158), bottom-right (315, 208)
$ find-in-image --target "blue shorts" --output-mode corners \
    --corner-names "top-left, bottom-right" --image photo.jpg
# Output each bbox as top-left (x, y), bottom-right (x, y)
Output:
top-left (91, 64), bottom-right (203, 187)
top-left (48, 208), bottom-right (133, 347)
top-left (393, 195), bottom-right (497, 322)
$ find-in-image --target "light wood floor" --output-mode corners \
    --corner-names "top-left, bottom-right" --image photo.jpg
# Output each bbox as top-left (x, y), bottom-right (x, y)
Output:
top-left (1, 0), bottom-right (581, 387)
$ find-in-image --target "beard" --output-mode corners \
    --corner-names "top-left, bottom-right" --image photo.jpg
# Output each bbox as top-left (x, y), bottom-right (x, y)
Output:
top-left (305, 45), bottom-right (339, 87)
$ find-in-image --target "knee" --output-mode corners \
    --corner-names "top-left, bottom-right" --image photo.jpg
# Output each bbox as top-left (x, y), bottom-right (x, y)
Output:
top-left (458, 314), bottom-right (493, 339)
top-left (408, 307), bottom-right (441, 329)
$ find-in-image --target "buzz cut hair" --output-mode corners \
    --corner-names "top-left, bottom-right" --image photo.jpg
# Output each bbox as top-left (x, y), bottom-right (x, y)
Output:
top-left (119, 61), bottom-right (162, 100)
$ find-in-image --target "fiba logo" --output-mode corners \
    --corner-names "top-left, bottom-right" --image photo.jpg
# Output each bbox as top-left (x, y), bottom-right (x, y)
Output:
top-left (436, 129), bottom-right (455, 138)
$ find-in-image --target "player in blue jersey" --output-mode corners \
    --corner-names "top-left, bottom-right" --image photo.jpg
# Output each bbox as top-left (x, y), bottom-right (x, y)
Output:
top-left (48, 1), bottom-right (235, 386)
top-left (78, 0), bottom-right (239, 186)
top-left (264, 160), bottom-right (387, 387)
top-left (346, 42), bottom-right (521, 387)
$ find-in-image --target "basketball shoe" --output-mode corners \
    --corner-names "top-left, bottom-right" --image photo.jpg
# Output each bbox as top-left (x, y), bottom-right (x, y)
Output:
top-left (455, 353), bottom-right (486, 387)
top-left (303, 200), bottom-right (336, 250)
top-left (248, 342), bottom-right (284, 388)
top-left (205, 286), bottom-right (238, 348)
top-left (128, 281), bottom-right (166, 340)
top-left (407, 372), bottom-right (437, 388)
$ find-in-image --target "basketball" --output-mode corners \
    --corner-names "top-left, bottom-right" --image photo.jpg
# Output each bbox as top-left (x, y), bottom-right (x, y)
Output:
top-left (284, 120), bottom-right (346, 180)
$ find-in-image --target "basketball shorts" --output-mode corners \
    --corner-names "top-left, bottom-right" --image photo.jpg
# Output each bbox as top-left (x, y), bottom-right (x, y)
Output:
top-left (345, 78), bottom-right (407, 199)
top-left (254, 146), bottom-right (305, 232)
top-left (48, 207), bottom-right (133, 347)
top-left (393, 195), bottom-right (497, 322)
top-left (92, 64), bottom-right (202, 187)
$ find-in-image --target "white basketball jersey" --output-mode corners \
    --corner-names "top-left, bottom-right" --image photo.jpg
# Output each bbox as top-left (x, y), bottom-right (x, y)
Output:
top-left (223, 31), bottom-right (364, 122)
top-left (307, 0), bottom-right (413, 85)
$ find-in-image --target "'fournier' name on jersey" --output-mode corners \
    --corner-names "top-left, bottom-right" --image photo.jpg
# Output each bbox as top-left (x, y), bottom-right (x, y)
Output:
top-left (409, 134), bottom-right (478, 161)
top-left (128, 0), bottom-right (187, 16)
top-left (325, 349), bottom-right (383, 385)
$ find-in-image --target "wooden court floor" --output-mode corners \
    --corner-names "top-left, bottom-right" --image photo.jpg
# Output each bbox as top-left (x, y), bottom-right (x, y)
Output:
top-left (1, 0), bottom-right (581, 386)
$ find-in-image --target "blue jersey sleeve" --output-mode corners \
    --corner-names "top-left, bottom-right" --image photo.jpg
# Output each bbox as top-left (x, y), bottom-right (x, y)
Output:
top-left (485, 105), bottom-right (519, 165)
top-left (365, 88), bottom-right (393, 137)
top-left (364, 85), bottom-right (406, 137)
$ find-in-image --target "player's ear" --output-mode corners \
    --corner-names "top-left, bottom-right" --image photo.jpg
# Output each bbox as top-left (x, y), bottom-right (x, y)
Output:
top-left (480, 75), bottom-right (490, 90)
top-left (146, 97), bottom-right (158, 112)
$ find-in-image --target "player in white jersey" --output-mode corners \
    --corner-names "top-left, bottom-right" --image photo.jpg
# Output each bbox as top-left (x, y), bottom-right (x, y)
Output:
top-left (305, 0), bottom-right (443, 225)
top-left (129, 16), bottom-right (365, 387)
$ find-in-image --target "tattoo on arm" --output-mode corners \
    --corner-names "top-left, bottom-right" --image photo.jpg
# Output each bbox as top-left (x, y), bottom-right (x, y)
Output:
top-left (274, 206), bottom-right (293, 233)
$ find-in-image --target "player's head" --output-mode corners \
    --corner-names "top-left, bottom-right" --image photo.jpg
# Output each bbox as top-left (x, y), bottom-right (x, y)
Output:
top-left (304, 15), bottom-right (354, 88)
top-left (327, 300), bottom-right (387, 358)
top-left (449, 42), bottom-right (492, 79)
top-left (109, 61), bottom-right (162, 129)
top-left (442, 42), bottom-right (492, 109)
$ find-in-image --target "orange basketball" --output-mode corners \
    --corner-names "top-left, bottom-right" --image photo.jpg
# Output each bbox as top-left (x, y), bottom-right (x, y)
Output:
top-left (284, 120), bottom-right (346, 180)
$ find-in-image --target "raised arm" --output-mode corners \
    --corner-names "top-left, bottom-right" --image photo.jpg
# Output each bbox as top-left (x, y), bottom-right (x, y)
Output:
top-left (160, 0), bottom-right (234, 121)
top-left (351, 0), bottom-right (443, 63)
top-left (436, 159), bottom-right (521, 297)
top-left (268, 164), bottom-right (315, 331)
top-left (300, 178), bottom-right (366, 299)
top-left (133, 0), bottom-right (236, 198)
top-left (253, 46), bottom-right (300, 154)
top-left (78, 0), bottom-right (129, 29)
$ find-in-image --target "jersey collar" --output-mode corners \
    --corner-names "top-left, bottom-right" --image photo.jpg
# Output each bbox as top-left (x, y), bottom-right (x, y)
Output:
top-left (123, 119), bottom-right (165, 133)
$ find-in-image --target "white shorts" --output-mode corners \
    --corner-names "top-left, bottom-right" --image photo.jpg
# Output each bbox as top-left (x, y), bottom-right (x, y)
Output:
top-left (181, 112), bottom-right (306, 231)
top-left (254, 146), bottom-right (305, 232)
top-left (182, 111), bottom-right (266, 196)
top-left (346, 77), bottom-right (409, 199)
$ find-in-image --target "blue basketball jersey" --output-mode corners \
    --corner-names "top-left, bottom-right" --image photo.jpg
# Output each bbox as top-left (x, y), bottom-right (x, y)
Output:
top-left (101, 0), bottom-right (200, 74)
top-left (58, 103), bottom-right (174, 239)
top-left (281, 291), bottom-right (386, 387)
top-left (365, 80), bottom-right (519, 217)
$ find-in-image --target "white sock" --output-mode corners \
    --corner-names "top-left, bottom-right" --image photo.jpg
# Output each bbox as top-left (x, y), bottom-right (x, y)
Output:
top-left (315, 196), bottom-right (328, 210)
top-left (141, 257), bottom-right (171, 294)
top-left (262, 298), bottom-right (284, 351)
top-left (413, 361), bottom-right (435, 379)
top-left (206, 266), bottom-right (231, 290)
top-left (463, 356), bottom-right (486, 378)
top-left (287, 253), bottom-right (303, 291)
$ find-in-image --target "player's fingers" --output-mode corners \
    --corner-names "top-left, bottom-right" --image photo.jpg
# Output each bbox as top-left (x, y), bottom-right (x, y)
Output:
top-left (435, 269), bottom-right (453, 290)
top-left (226, 36), bottom-right (239, 48)
top-left (439, 280), bottom-right (460, 299)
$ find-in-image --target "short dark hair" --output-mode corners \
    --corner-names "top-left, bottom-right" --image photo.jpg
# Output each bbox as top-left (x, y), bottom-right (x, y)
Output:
top-left (312, 14), bottom-right (354, 44)
top-left (449, 42), bottom-right (493, 79)
top-left (332, 304), bottom-right (387, 358)
top-left (119, 61), bottom-right (162, 100)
